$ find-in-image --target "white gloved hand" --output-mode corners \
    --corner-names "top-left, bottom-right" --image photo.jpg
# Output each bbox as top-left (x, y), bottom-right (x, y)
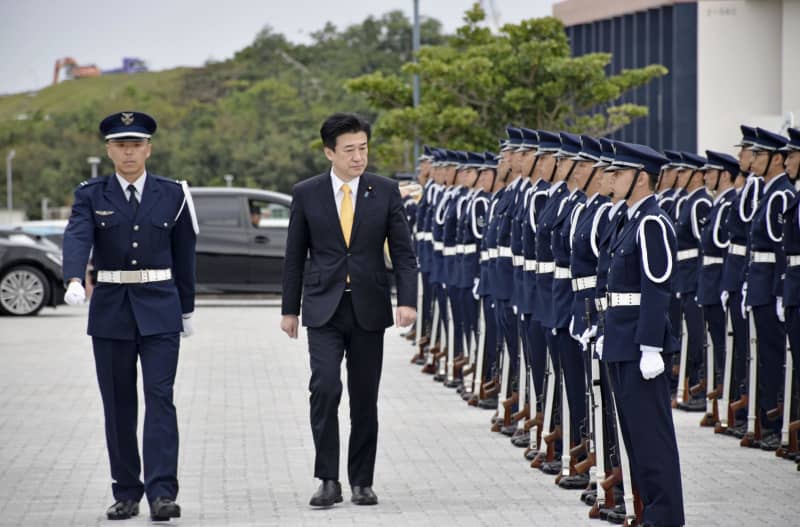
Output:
top-left (512, 305), bottom-right (518, 315)
top-left (181, 312), bottom-right (194, 338)
top-left (741, 282), bottom-right (749, 320)
top-left (472, 277), bottom-right (480, 300)
top-left (776, 296), bottom-right (785, 323)
top-left (639, 349), bottom-right (665, 380)
top-left (64, 281), bottom-right (86, 305)
top-left (720, 290), bottom-right (729, 309)
top-left (580, 325), bottom-right (598, 351)
top-left (595, 335), bottom-right (604, 360)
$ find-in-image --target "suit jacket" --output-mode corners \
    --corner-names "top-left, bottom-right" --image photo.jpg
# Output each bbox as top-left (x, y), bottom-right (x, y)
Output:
top-left (62, 174), bottom-right (196, 339)
top-left (281, 171), bottom-right (417, 331)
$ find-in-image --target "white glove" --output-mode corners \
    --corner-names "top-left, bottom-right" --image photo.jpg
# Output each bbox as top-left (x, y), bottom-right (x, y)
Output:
top-left (512, 305), bottom-right (518, 315)
top-left (595, 335), bottom-right (604, 360)
top-left (569, 316), bottom-right (577, 340)
top-left (64, 281), bottom-right (86, 305)
top-left (639, 349), bottom-right (665, 380)
top-left (720, 290), bottom-right (729, 309)
top-left (580, 325), bottom-right (598, 351)
top-left (741, 282), bottom-right (749, 320)
top-left (776, 296), bottom-right (785, 323)
top-left (181, 312), bottom-right (194, 338)
top-left (472, 277), bottom-right (480, 300)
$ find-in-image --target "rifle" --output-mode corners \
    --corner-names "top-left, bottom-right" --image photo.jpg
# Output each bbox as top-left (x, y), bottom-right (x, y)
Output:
top-left (776, 348), bottom-right (798, 458)
top-left (741, 312), bottom-right (761, 447)
top-left (467, 303), bottom-right (487, 406)
top-left (700, 326), bottom-right (719, 427)
top-left (716, 304), bottom-right (735, 433)
top-left (531, 354), bottom-right (558, 469)
top-left (421, 299), bottom-right (440, 374)
top-left (675, 318), bottom-right (689, 407)
top-left (509, 327), bottom-right (530, 427)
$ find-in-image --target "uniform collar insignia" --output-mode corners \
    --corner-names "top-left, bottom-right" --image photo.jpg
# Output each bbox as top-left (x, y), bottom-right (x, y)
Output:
top-left (95, 210), bottom-right (115, 216)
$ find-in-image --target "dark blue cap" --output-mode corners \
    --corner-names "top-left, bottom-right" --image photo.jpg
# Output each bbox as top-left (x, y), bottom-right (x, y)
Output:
top-left (781, 128), bottom-right (800, 151)
top-left (100, 111), bottom-right (157, 140)
top-left (445, 149), bottom-right (462, 165)
top-left (575, 135), bottom-right (602, 161)
top-left (663, 150), bottom-right (682, 166)
top-left (519, 127), bottom-right (539, 149)
top-left (556, 132), bottom-right (581, 158)
top-left (481, 152), bottom-right (499, 169)
top-left (594, 138), bottom-right (615, 166)
top-left (506, 126), bottom-right (523, 148)
top-left (465, 151), bottom-right (484, 167)
top-left (704, 150), bottom-right (740, 177)
top-left (535, 130), bottom-right (561, 155)
top-left (680, 152), bottom-right (708, 170)
top-left (604, 142), bottom-right (669, 176)
top-left (455, 151), bottom-right (469, 167)
top-left (735, 125), bottom-right (758, 147)
top-left (751, 127), bottom-right (788, 151)
top-left (419, 145), bottom-right (434, 161)
top-left (431, 148), bottom-right (447, 164)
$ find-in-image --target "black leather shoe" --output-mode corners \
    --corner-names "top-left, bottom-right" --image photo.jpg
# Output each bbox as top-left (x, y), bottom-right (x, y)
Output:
top-left (351, 486), bottom-right (378, 506)
top-left (149, 497), bottom-right (180, 521)
top-left (759, 433), bottom-right (781, 451)
top-left (540, 459), bottom-right (562, 475)
top-left (106, 500), bottom-right (139, 520)
top-left (309, 480), bottom-right (342, 507)
top-left (558, 472), bottom-right (590, 490)
top-left (477, 396), bottom-right (498, 409)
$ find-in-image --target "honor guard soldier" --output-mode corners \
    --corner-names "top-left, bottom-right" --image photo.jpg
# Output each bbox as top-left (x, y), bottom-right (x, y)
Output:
top-left (696, 150), bottom-right (740, 427)
top-left (743, 127), bottom-right (794, 450)
top-left (674, 152), bottom-right (712, 412)
top-left (601, 142), bottom-right (685, 527)
top-left (720, 125), bottom-right (761, 436)
top-left (62, 111), bottom-right (197, 521)
top-left (411, 146), bottom-right (435, 358)
top-left (780, 127), bottom-right (800, 463)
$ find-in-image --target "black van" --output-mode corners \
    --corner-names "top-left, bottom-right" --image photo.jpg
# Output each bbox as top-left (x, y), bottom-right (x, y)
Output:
top-left (191, 187), bottom-right (291, 294)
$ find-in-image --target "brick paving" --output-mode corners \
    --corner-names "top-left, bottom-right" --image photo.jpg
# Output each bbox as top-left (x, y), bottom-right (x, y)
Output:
top-left (0, 303), bottom-right (797, 526)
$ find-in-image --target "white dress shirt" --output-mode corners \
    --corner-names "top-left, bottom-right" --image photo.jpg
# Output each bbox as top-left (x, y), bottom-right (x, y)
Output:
top-left (331, 168), bottom-right (360, 216)
top-left (116, 171), bottom-right (147, 203)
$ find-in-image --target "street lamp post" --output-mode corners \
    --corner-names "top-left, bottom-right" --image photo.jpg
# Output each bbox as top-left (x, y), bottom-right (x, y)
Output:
top-left (6, 149), bottom-right (15, 211)
top-left (412, 0), bottom-right (421, 169)
top-left (224, 174), bottom-right (234, 187)
top-left (87, 156), bottom-right (101, 179)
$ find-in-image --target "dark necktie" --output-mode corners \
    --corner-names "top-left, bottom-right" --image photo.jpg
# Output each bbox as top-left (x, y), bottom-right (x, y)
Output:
top-left (127, 184), bottom-right (139, 216)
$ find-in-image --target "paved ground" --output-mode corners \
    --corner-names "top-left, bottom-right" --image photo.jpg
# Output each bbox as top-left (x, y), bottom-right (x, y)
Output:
top-left (0, 303), bottom-right (797, 526)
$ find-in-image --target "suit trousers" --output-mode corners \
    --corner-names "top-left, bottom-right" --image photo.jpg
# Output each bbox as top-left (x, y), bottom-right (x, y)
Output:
top-left (92, 333), bottom-right (180, 503)
top-left (307, 292), bottom-right (384, 486)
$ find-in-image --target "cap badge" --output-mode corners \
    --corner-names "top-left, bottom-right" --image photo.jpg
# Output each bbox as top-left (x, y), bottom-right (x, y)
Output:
top-left (121, 113), bottom-right (135, 126)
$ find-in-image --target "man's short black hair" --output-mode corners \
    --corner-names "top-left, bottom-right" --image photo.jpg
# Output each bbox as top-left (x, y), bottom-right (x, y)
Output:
top-left (320, 113), bottom-right (371, 151)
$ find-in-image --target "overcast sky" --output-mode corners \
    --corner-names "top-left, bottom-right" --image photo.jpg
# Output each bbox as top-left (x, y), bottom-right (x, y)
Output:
top-left (0, 0), bottom-right (556, 95)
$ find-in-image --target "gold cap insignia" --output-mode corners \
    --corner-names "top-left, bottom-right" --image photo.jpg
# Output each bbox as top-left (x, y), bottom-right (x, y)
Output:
top-left (121, 113), bottom-right (135, 126)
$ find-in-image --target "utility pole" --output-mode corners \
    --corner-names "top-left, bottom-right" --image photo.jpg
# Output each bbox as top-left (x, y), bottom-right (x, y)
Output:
top-left (6, 149), bottom-right (15, 211)
top-left (412, 0), bottom-right (421, 171)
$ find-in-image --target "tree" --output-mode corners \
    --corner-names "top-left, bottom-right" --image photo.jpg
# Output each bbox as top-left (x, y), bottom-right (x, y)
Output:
top-left (346, 3), bottom-right (668, 171)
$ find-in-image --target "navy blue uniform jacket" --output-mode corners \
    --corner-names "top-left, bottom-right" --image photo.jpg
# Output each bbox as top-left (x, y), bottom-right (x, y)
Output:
top-left (62, 174), bottom-right (197, 340)
top-left (281, 172), bottom-right (417, 331)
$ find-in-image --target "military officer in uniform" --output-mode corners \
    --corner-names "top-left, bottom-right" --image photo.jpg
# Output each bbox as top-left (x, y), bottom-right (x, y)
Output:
top-left (601, 141), bottom-right (684, 527)
top-left (62, 111), bottom-right (197, 521)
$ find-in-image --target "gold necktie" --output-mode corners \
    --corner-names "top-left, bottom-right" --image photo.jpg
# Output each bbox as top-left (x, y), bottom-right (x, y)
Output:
top-left (340, 183), bottom-right (354, 246)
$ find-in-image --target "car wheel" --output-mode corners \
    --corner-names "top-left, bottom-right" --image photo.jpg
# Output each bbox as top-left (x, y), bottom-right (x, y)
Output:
top-left (0, 265), bottom-right (50, 316)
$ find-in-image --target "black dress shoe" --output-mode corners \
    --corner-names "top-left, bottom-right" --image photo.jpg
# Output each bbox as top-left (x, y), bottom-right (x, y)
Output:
top-left (309, 480), bottom-right (342, 507)
top-left (351, 486), bottom-right (378, 505)
top-left (759, 433), bottom-right (781, 451)
top-left (558, 472), bottom-right (590, 490)
top-left (106, 499), bottom-right (139, 520)
top-left (540, 459), bottom-right (562, 475)
top-left (149, 497), bottom-right (180, 521)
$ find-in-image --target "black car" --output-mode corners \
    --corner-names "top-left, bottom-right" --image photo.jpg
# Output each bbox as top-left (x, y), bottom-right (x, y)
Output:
top-left (0, 229), bottom-right (66, 315)
top-left (191, 187), bottom-right (291, 293)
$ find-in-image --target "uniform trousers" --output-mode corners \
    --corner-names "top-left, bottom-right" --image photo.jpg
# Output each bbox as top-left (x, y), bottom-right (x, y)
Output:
top-left (702, 304), bottom-right (726, 387)
top-left (680, 294), bottom-right (704, 387)
top-left (92, 332), bottom-right (180, 503)
top-left (752, 304), bottom-right (786, 434)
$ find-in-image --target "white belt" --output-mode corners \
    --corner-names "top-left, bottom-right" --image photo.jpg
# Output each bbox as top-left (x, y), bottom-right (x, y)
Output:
top-left (498, 246), bottom-right (513, 258)
top-left (728, 243), bottom-right (746, 256)
top-left (480, 250), bottom-right (489, 262)
top-left (443, 246), bottom-right (457, 256)
top-left (524, 259), bottom-right (537, 272)
top-left (537, 261), bottom-right (555, 274)
top-left (677, 249), bottom-right (699, 261)
top-left (751, 251), bottom-right (776, 263)
top-left (595, 297), bottom-right (608, 312)
top-left (488, 248), bottom-right (499, 259)
top-left (702, 256), bottom-right (724, 266)
top-left (554, 266), bottom-right (572, 279)
top-left (425, 232), bottom-right (433, 241)
top-left (512, 255), bottom-right (524, 267)
top-left (455, 244), bottom-right (465, 254)
top-left (415, 232), bottom-right (426, 240)
top-left (463, 244), bottom-right (477, 255)
top-left (571, 275), bottom-right (597, 292)
top-left (789, 255), bottom-right (800, 267)
top-left (97, 269), bottom-right (172, 284)
top-left (608, 292), bottom-right (641, 307)
top-left (433, 241), bottom-right (444, 251)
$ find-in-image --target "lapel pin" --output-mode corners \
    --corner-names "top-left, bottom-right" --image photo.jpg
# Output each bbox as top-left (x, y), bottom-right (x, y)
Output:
top-left (364, 185), bottom-right (373, 198)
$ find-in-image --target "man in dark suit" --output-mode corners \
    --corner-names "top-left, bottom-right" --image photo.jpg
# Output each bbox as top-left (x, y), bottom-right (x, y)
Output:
top-left (281, 113), bottom-right (417, 507)
top-left (62, 111), bottom-right (197, 521)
